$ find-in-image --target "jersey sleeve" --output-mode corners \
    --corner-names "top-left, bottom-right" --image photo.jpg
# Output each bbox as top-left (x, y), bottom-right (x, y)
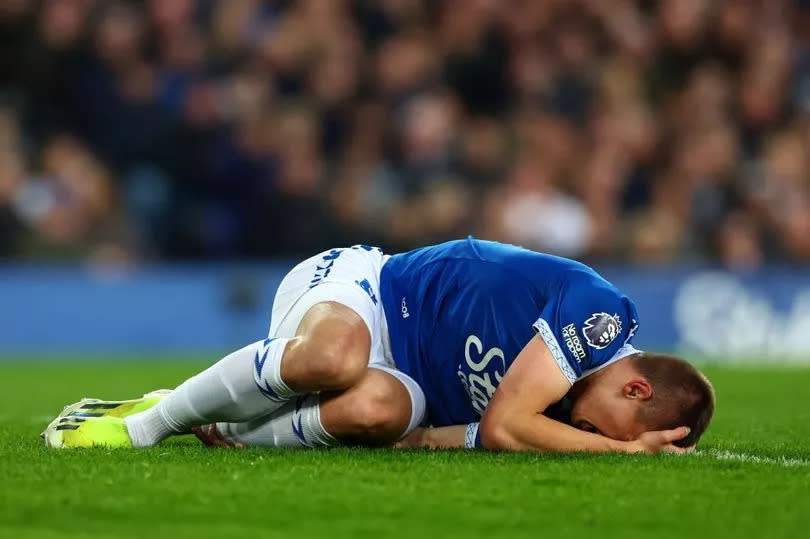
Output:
top-left (532, 278), bottom-right (640, 385)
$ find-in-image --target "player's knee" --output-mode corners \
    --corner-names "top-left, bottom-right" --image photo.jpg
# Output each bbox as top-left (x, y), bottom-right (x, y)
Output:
top-left (350, 399), bottom-right (402, 439)
top-left (478, 418), bottom-right (510, 450)
top-left (348, 376), bottom-right (409, 440)
top-left (305, 325), bottom-right (368, 388)
top-left (282, 303), bottom-right (371, 391)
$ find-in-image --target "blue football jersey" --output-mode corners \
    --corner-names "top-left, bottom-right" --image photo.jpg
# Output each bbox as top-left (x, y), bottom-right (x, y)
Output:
top-left (379, 238), bottom-right (640, 426)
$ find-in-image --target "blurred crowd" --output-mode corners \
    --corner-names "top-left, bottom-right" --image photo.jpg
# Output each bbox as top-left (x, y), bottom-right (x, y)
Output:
top-left (3, 0), bottom-right (810, 266)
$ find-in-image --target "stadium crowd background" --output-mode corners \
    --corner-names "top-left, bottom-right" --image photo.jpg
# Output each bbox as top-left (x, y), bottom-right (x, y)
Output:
top-left (2, 0), bottom-right (810, 268)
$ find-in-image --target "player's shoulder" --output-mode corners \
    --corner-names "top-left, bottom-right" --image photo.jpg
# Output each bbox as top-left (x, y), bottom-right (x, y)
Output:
top-left (462, 238), bottom-right (612, 288)
top-left (394, 237), bottom-right (627, 298)
top-left (559, 264), bottom-right (637, 331)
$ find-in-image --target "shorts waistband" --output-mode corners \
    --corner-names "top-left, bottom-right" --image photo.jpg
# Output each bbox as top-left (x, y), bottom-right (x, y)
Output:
top-left (379, 254), bottom-right (394, 367)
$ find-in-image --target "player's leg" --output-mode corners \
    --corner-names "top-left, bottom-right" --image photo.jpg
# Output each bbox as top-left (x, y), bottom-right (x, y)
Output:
top-left (43, 247), bottom-right (387, 449)
top-left (124, 301), bottom-right (371, 448)
top-left (44, 340), bottom-right (283, 449)
top-left (322, 366), bottom-right (424, 446)
top-left (202, 367), bottom-right (425, 448)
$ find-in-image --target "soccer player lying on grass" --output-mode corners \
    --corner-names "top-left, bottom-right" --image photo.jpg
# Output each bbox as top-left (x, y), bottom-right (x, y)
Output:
top-left (43, 238), bottom-right (715, 453)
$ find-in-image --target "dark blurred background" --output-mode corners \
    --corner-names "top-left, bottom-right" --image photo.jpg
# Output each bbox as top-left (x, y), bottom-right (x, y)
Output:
top-left (3, 0), bottom-right (810, 267)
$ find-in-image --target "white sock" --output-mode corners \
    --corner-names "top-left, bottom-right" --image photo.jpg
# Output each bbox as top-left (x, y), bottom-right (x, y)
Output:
top-left (126, 338), bottom-right (298, 448)
top-left (216, 393), bottom-right (339, 448)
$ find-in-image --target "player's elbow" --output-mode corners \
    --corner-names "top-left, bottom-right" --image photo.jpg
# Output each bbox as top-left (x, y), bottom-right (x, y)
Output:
top-left (478, 416), bottom-right (513, 450)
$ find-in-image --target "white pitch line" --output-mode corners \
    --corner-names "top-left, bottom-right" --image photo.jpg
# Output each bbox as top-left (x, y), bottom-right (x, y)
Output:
top-left (695, 449), bottom-right (810, 468)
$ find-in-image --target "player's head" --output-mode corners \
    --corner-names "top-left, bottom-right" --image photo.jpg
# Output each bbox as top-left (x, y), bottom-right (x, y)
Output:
top-left (568, 352), bottom-right (715, 447)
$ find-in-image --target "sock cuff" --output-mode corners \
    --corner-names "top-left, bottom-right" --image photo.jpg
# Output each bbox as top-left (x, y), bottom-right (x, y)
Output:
top-left (313, 397), bottom-right (339, 446)
top-left (295, 394), bottom-right (339, 448)
top-left (253, 337), bottom-right (297, 402)
top-left (125, 407), bottom-right (174, 448)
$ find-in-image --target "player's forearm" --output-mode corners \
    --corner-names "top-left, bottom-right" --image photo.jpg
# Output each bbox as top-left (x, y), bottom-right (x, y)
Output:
top-left (480, 412), bottom-right (628, 453)
top-left (395, 425), bottom-right (468, 449)
top-left (423, 425), bottom-right (470, 448)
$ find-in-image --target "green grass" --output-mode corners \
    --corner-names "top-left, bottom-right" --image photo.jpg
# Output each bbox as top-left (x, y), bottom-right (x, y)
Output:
top-left (0, 361), bottom-right (808, 539)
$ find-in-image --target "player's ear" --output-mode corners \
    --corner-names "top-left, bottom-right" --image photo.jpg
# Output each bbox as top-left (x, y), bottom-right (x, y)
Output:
top-left (623, 378), bottom-right (653, 401)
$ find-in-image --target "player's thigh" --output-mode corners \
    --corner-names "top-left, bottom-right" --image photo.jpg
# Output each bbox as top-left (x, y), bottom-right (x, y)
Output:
top-left (268, 247), bottom-right (386, 385)
top-left (268, 247), bottom-right (383, 343)
top-left (320, 368), bottom-right (418, 446)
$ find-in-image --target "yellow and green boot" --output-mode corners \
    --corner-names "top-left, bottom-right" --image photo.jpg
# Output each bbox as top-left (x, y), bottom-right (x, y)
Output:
top-left (41, 390), bottom-right (171, 448)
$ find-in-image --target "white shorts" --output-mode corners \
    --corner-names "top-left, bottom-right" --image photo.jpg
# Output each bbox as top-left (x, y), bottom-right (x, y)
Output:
top-left (267, 246), bottom-right (424, 435)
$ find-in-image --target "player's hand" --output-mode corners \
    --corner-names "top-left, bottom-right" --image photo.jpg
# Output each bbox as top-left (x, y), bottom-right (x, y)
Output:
top-left (192, 424), bottom-right (244, 449)
top-left (626, 426), bottom-right (692, 455)
top-left (393, 427), bottom-right (427, 449)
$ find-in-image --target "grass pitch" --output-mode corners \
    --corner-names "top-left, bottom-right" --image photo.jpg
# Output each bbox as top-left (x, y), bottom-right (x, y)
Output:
top-left (0, 360), bottom-right (808, 539)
